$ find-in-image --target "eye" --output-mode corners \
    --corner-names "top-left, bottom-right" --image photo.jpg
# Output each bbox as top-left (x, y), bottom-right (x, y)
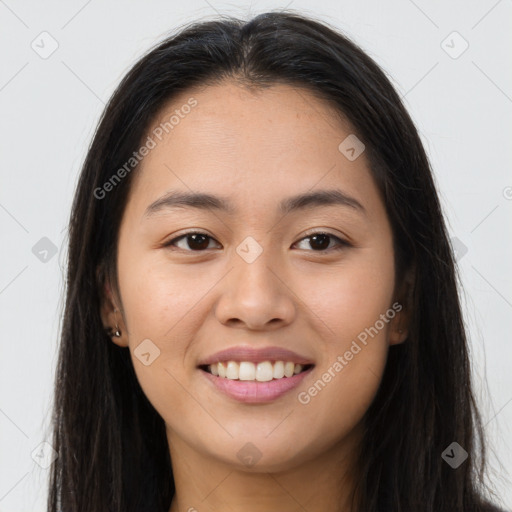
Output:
top-left (163, 232), bottom-right (220, 252)
top-left (293, 231), bottom-right (351, 252)
top-left (163, 230), bottom-right (350, 253)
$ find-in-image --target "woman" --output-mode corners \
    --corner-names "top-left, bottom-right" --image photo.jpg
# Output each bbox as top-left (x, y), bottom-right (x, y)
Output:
top-left (48, 10), bottom-right (506, 512)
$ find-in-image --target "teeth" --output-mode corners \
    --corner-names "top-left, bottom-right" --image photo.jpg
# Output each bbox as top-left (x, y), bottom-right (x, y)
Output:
top-left (206, 360), bottom-right (308, 381)
top-left (256, 361), bottom-right (273, 382)
top-left (239, 361), bottom-right (255, 381)
top-left (284, 361), bottom-right (295, 377)
top-left (273, 360), bottom-right (284, 379)
top-left (226, 361), bottom-right (238, 380)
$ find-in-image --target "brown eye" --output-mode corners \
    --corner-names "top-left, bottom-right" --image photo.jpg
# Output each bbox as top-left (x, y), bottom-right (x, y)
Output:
top-left (164, 232), bottom-right (220, 251)
top-left (163, 231), bottom-right (350, 253)
top-left (294, 232), bottom-right (350, 252)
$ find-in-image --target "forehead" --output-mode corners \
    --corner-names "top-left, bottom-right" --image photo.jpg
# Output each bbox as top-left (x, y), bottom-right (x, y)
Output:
top-left (150, 81), bottom-right (350, 159)
top-left (126, 81), bottom-right (382, 221)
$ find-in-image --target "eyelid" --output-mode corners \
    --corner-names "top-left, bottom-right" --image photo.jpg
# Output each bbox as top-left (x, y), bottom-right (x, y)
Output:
top-left (299, 228), bottom-right (351, 244)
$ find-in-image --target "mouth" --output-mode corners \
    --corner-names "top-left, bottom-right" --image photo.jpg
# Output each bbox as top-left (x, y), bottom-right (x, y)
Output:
top-left (199, 360), bottom-right (315, 403)
top-left (199, 361), bottom-right (315, 382)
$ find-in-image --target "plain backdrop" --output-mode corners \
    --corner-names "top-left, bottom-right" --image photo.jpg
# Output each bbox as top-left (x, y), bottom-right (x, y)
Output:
top-left (0, 0), bottom-right (511, 510)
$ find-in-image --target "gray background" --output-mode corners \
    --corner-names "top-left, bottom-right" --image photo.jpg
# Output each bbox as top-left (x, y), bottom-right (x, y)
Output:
top-left (0, 0), bottom-right (511, 510)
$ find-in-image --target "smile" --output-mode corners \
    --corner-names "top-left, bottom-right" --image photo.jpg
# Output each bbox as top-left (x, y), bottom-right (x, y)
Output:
top-left (199, 361), bottom-right (315, 403)
top-left (201, 360), bottom-right (313, 381)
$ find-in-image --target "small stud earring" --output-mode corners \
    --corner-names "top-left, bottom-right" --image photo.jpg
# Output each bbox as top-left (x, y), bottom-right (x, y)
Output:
top-left (112, 307), bottom-right (121, 337)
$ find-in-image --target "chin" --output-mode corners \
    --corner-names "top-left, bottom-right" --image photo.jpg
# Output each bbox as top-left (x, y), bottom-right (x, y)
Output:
top-left (208, 437), bottom-right (313, 473)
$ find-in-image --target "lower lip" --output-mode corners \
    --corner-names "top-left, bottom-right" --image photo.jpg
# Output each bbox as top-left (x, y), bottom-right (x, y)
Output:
top-left (200, 366), bottom-right (314, 403)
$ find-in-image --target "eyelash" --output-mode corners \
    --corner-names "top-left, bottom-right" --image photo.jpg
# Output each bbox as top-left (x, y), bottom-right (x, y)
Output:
top-left (162, 230), bottom-right (351, 253)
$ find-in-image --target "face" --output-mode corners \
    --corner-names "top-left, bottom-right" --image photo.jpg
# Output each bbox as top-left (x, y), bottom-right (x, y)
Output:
top-left (101, 81), bottom-right (409, 473)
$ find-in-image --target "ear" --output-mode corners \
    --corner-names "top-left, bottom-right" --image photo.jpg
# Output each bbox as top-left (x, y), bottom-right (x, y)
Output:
top-left (388, 263), bottom-right (415, 346)
top-left (97, 265), bottom-right (129, 348)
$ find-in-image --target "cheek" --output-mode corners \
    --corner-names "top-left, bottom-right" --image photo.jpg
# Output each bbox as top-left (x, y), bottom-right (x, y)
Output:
top-left (291, 345), bottom-right (387, 461)
top-left (118, 248), bottom-right (208, 341)
top-left (289, 248), bottom-right (394, 437)
top-left (295, 246), bottom-right (396, 344)
top-left (116, 249), bottom-right (204, 412)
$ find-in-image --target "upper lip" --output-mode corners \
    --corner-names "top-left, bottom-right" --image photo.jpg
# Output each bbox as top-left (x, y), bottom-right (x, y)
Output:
top-left (197, 346), bottom-right (315, 366)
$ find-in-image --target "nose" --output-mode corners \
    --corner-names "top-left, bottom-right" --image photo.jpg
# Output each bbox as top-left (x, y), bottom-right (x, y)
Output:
top-left (214, 248), bottom-right (296, 331)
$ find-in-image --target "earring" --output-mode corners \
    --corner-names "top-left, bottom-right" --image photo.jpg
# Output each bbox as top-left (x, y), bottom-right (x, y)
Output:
top-left (104, 308), bottom-right (121, 337)
top-left (113, 308), bottom-right (121, 337)
top-left (104, 307), bottom-right (122, 338)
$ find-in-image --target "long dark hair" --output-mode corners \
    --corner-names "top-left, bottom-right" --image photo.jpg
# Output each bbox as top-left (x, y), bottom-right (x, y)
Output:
top-left (47, 10), bottom-right (504, 512)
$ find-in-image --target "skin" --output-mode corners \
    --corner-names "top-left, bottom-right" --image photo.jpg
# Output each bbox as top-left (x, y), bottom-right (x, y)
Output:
top-left (100, 81), bottom-right (412, 512)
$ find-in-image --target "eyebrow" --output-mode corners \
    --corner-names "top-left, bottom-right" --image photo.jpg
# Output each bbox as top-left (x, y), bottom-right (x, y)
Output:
top-left (143, 189), bottom-right (367, 218)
